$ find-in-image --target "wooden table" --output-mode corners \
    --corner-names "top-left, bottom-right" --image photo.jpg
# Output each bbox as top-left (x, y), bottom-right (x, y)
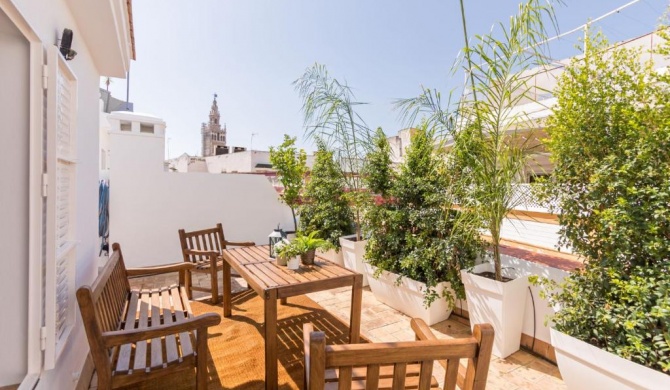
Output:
top-left (221, 245), bottom-right (363, 390)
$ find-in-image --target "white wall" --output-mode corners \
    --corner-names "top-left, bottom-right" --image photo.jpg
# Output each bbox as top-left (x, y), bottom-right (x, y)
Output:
top-left (4, 0), bottom-right (129, 388)
top-left (500, 218), bottom-right (569, 253)
top-left (109, 129), bottom-right (294, 267)
top-left (0, 8), bottom-right (30, 385)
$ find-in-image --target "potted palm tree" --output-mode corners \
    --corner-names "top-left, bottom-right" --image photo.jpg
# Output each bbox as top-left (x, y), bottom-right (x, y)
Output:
top-left (294, 64), bottom-right (373, 280)
top-left (398, 0), bottom-right (559, 357)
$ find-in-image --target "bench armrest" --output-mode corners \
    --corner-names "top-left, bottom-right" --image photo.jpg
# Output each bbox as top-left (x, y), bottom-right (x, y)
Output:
top-left (224, 240), bottom-right (255, 247)
top-left (102, 313), bottom-right (221, 348)
top-left (126, 262), bottom-right (195, 277)
top-left (410, 318), bottom-right (438, 341)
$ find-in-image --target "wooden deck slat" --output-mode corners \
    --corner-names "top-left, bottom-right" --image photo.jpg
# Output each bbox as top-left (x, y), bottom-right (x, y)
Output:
top-left (133, 291), bottom-right (151, 372)
top-left (150, 290), bottom-right (164, 369)
top-left (115, 291), bottom-right (140, 373)
top-left (171, 287), bottom-right (194, 357)
top-left (161, 288), bottom-right (180, 364)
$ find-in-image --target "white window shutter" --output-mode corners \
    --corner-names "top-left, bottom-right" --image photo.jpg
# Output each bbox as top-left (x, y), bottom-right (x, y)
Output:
top-left (44, 46), bottom-right (78, 370)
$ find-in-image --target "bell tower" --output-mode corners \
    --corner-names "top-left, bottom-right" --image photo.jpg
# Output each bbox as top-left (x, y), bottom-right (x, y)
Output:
top-left (201, 94), bottom-right (227, 156)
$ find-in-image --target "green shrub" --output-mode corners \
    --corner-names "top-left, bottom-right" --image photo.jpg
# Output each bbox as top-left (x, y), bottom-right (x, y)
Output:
top-left (534, 263), bottom-right (670, 373)
top-left (269, 135), bottom-right (308, 232)
top-left (540, 30), bottom-right (670, 373)
top-left (364, 125), bottom-right (481, 306)
top-left (299, 140), bottom-right (354, 247)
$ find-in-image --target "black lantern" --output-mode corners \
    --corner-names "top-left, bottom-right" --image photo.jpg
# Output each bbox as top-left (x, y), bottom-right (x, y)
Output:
top-left (268, 227), bottom-right (284, 258)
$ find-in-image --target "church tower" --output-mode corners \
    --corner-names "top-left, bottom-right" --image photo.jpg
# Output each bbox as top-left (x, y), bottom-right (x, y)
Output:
top-left (201, 94), bottom-right (227, 156)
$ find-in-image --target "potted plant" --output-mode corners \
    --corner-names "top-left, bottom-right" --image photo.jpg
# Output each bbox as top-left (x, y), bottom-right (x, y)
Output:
top-left (364, 126), bottom-right (481, 325)
top-left (294, 64), bottom-right (373, 279)
top-left (288, 231), bottom-right (334, 266)
top-left (299, 139), bottom-right (354, 266)
top-left (535, 29), bottom-right (670, 387)
top-left (269, 135), bottom-right (308, 232)
top-left (398, 0), bottom-right (560, 357)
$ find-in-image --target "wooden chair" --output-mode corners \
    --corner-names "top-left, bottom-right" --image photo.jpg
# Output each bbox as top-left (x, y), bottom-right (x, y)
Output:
top-left (77, 243), bottom-right (220, 390)
top-left (303, 319), bottom-right (494, 390)
top-left (178, 223), bottom-right (255, 304)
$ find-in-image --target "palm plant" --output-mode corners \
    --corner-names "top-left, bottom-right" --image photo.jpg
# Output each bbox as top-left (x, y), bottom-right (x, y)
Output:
top-left (398, 0), bottom-right (560, 281)
top-left (294, 64), bottom-right (373, 240)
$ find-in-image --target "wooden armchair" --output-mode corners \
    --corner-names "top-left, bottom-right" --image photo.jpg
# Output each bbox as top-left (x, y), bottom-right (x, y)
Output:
top-left (178, 223), bottom-right (255, 304)
top-left (303, 319), bottom-right (494, 390)
top-left (77, 243), bottom-right (220, 390)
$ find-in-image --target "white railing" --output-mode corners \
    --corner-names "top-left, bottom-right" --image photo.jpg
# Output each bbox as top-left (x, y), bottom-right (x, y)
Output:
top-left (510, 183), bottom-right (557, 211)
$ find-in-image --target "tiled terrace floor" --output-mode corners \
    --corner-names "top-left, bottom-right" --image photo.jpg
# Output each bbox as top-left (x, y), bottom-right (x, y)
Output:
top-left (131, 271), bottom-right (566, 390)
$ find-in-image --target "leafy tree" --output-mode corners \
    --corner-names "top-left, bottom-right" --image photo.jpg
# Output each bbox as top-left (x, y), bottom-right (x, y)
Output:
top-left (365, 124), bottom-right (482, 306)
top-left (269, 135), bottom-right (308, 231)
top-left (294, 64), bottom-right (373, 240)
top-left (536, 30), bottom-right (670, 373)
top-left (300, 139), bottom-right (355, 248)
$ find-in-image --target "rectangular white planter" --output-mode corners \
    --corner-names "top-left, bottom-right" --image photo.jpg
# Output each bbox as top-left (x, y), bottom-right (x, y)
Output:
top-left (364, 264), bottom-right (453, 326)
top-left (316, 248), bottom-right (344, 267)
top-left (551, 328), bottom-right (670, 390)
top-left (461, 263), bottom-right (528, 358)
top-left (339, 235), bottom-right (368, 286)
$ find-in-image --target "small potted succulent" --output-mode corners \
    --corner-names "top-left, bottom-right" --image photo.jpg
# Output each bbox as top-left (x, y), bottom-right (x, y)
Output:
top-left (292, 231), bottom-right (334, 265)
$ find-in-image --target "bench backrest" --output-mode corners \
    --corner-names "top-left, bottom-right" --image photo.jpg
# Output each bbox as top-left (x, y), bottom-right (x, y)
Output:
top-left (76, 243), bottom-right (131, 380)
top-left (178, 223), bottom-right (227, 264)
top-left (306, 323), bottom-right (494, 390)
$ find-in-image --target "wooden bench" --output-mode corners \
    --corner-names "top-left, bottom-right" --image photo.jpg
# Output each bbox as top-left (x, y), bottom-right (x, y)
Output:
top-left (77, 243), bottom-right (221, 390)
top-left (178, 223), bottom-right (255, 304)
top-left (303, 319), bottom-right (494, 390)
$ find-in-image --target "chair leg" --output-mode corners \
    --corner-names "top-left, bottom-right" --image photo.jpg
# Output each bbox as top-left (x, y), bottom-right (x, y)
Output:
top-left (196, 327), bottom-right (209, 390)
top-left (210, 258), bottom-right (219, 304)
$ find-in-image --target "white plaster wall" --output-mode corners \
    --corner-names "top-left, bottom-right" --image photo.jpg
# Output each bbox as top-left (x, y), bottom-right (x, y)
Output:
top-left (7, 0), bottom-right (118, 388)
top-left (206, 151), bottom-right (253, 173)
top-left (0, 8), bottom-right (30, 385)
top-left (109, 131), bottom-right (294, 267)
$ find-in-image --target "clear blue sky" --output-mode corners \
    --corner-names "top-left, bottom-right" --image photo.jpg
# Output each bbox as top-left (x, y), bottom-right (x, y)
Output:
top-left (104, 0), bottom-right (668, 157)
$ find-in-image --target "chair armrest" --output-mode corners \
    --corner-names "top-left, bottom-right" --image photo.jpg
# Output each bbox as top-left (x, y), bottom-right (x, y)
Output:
top-left (224, 240), bottom-right (255, 247)
top-left (126, 262), bottom-right (195, 277)
top-left (410, 318), bottom-right (438, 341)
top-left (102, 313), bottom-right (221, 348)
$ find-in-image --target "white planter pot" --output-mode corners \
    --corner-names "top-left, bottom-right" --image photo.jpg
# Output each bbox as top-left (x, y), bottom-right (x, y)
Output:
top-left (551, 328), bottom-right (670, 390)
top-left (317, 248), bottom-right (344, 266)
top-left (364, 264), bottom-right (453, 326)
top-left (287, 256), bottom-right (301, 270)
top-left (339, 235), bottom-right (368, 286)
top-left (461, 263), bottom-right (528, 358)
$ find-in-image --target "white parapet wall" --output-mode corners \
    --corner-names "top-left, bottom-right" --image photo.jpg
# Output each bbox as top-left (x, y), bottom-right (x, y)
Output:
top-left (108, 112), bottom-right (294, 267)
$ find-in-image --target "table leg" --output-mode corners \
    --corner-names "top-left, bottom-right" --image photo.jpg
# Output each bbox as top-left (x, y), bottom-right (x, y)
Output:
top-left (223, 261), bottom-right (232, 317)
top-left (349, 274), bottom-right (363, 344)
top-left (265, 289), bottom-right (278, 390)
